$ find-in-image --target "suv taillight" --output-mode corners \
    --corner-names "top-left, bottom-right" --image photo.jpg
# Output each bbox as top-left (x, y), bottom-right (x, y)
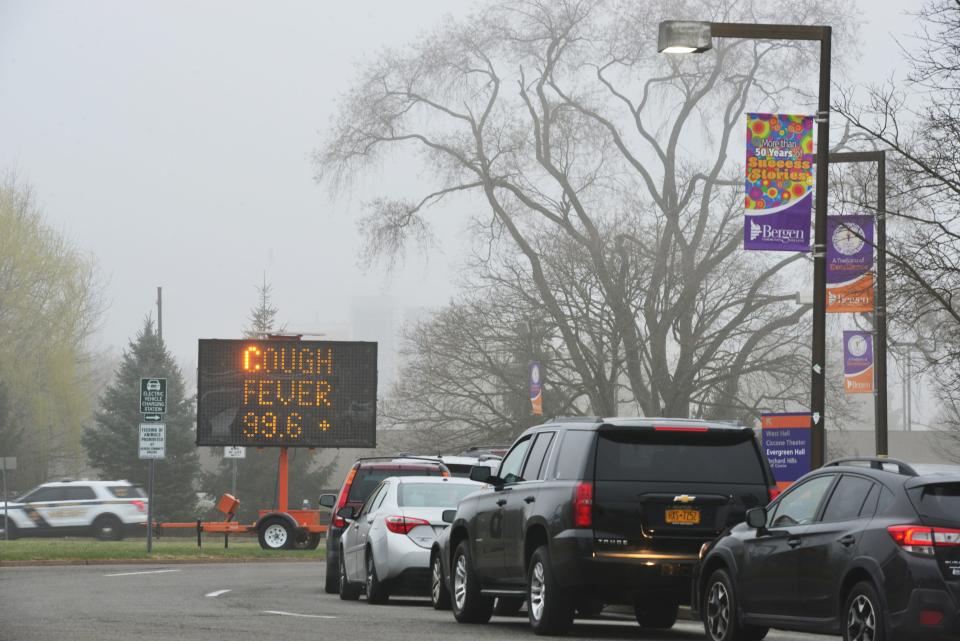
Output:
top-left (385, 515), bottom-right (430, 535)
top-left (131, 500), bottom-right (146, 513)
top-left (574, 482), bottom-right (593, 528)
top-left (888, 525), bottom-right (960, 555)
top-left (332, 467), bottom-right (358, 528)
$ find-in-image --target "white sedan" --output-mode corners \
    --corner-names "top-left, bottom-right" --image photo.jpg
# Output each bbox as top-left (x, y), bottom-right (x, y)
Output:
top-left (337, 475), bottom-right (482, 603)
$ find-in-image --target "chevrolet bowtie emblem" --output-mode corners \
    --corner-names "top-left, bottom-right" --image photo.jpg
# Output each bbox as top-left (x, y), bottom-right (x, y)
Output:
top-left (673, 495), bottom-right (696, 503)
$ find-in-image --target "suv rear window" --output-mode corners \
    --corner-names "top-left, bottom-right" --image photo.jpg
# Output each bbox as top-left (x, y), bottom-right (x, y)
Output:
top-left (911, 483), bottom-right (960, 522)
top-left (347, 467), bottom-right (443, 503)
top-left (595, 431), bottom-right (766, 484)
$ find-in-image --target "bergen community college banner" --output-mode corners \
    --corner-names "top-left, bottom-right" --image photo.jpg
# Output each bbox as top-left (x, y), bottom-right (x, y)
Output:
top-left (744, 113), bottom-right (814, 251)
top-left (842, 330), bottom-right (875, 394)
top-left (827, 215), bottom-right (875, 312)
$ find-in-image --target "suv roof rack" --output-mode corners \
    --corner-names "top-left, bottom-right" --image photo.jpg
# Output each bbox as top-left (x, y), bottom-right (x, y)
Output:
top-left (824, 457), bottom-right (918, 477)
top-left (546, 416), bottom-right (603, 424)
top-left (352, 455), bottom-right (449, 466)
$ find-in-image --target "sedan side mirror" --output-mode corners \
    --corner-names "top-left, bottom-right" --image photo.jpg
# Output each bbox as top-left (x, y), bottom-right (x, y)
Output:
top-left (441, 509), bottom-right (456, 524)
top-left (337, 505), bottom-right (356, 522)
top-left (469, 465), bottom-right (492, 483)
top-left (319, 494), bottom-right (337, 509)
top-left (746, 507), bottom-right (767, 529)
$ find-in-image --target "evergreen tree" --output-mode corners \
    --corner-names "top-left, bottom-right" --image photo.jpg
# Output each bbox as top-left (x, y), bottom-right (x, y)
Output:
top-left (244, 273), bottom-right (284, 338)
top-left (201, 277), bottom-right (333, 521)
top-left (82, 318), bottom-right (199, 521)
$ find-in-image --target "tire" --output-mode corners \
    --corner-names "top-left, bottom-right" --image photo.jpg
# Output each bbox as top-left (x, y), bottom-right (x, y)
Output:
top-left (527, 545), bottom-right (574, 635)
top-left (325, 554), bottom-right (340, 594)
top-left (92, 515), bottom-right (123, 541)
top-left (338, 549), bottom-right (362, 601)
top-left (258, 517), bottom-right (293, 550)
top-left (702, 569), bottom-right (769, 641)
top-left (451, 540), bottom-right (494, 623)
top-left (493, 597), bottom-right (524, 617)
top-left (431, 553), bottom-right (451, 610)
top-left (365, 548), bottom-right (389, 604)
top-left (635, 599), bottom-right (679, 629)
top-left (842, 581), bottom-right (886, 641)
top-left (1, 517), bottom-right (18, 540)
top-left (304, 533), bottom-right (321, 550)
top-left (576, 598), bottom-right (605, 618)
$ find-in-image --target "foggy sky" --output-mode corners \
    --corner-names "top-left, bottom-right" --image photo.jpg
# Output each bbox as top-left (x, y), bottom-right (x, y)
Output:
top-left (0, 0), bottom-right (925, 368)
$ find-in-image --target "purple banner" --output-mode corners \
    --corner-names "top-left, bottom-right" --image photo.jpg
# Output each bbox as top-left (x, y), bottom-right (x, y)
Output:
top-left (529, 361), bottom-right (543, 416)
top-left (744, 113), bottom-right (814, 252)
top-left (827, 216), bottom-right (875, 312)
top-left (842, 330), bottom-right (874, 394)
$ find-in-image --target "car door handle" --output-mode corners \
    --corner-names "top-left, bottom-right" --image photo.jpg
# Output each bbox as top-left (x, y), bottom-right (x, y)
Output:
top-left (496, 499), bottom-right (507, 507)
top-left (787, 537), bottom-right (801, 548)
top-left (524, 496), bottom-right (536, 504)
top-left (838, 535), bottom-right (856, 547)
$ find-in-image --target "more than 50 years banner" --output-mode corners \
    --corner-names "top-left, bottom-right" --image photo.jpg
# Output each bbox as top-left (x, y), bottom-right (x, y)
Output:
top-left (843, 330), bottom-right (875, 394)
top-left (761, 412), bottom-right (812, 489)
top-left (744, 113), bottom-right (814, 251)
top-left (827, 215), bottom-right (875, 312)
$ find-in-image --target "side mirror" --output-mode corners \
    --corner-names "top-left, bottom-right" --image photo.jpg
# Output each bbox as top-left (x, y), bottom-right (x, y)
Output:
top-left (318, 494), bottom-right (337, 509)
top-left (469, 465), bottom-right (492, 483)
top-left (441, 509), bottom-right (456, 524)
top-left (336, 505), bottom-right (356, 521)
top-left (746, 507), bottom-right (767, 529)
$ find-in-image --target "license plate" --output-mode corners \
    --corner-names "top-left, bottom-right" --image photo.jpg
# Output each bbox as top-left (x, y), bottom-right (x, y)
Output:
top-left (665, 508), bottom-right (700, 525)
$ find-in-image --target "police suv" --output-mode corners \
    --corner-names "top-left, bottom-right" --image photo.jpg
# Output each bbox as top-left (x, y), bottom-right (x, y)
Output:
top-left (0, 480), bottom-right (147, 540)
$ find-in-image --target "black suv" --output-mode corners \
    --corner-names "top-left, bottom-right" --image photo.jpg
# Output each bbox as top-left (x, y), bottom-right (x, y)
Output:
top-left (443, 417), bottom-right (776, 635)
top-left (320, 457), bottom-right (450, 594)
top-left (695, 458), bottom-right (960, 641)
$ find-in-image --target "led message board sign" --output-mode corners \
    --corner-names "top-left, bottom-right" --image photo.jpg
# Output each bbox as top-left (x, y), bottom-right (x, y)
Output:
top-left (197, 339), bottom-right (377, 448)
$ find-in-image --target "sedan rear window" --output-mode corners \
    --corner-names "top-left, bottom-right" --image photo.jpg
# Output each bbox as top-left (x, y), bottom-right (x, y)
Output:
top-left (911, 483), bottom-right (960, 522)
top-left (595, 432), bottom-right (766, 484)
top-left (398, 483), bottom-right (478, 508)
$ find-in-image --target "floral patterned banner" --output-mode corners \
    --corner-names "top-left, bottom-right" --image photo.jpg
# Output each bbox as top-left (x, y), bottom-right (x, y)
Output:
top-left (744, 113), bottom-right (814, 252)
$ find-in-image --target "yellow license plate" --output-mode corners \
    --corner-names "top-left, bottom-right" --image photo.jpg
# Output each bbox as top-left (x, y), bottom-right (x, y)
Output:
top-left (665, 508), bottom-right (700, 525)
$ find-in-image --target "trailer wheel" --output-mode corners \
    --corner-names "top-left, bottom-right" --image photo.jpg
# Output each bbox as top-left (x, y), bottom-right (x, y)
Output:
top-left (304, 533), bottom-right (321, 550)
top-left (258, 517), bottom-right (293, 550)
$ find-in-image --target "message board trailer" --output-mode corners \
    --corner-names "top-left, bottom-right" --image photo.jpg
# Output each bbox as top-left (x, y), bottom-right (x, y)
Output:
top-left (196, 339), bottom-right (377, 448)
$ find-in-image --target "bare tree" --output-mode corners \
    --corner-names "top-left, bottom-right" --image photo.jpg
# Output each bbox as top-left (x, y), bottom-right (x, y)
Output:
top-left (834, 0), bottom-right (960, 433)
top-left (317, 0), bottom-right (854, 421)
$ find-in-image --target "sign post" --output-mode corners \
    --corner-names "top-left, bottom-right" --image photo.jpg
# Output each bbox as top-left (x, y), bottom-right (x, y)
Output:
top-left (1, 456), bottom-right (15, 541)
top-left (139, 377), bottom-right (166, 553)
top-left (224, 446), bottom-right (246, 497)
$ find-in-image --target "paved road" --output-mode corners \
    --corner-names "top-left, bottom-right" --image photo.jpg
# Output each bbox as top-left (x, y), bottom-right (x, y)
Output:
top-left (0, 562), bottom-right (834, 641)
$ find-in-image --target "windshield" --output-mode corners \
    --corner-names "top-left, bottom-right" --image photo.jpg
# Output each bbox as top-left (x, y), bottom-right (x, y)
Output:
top-left (398, 483), bottom-right (477, 508)
top-left (596, 432), bottom-right (766, 484)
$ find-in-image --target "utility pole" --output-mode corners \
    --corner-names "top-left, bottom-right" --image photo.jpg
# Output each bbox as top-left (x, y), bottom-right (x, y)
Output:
top-left (146, 286), bottom-right (162, 553)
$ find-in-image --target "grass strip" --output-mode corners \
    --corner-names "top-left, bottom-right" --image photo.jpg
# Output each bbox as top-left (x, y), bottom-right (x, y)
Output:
top-left (0, 537), bottom-right (325, 563)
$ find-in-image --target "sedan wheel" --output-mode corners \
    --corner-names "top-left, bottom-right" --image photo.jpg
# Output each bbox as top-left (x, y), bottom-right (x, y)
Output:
top-left (431, 554), bottom-right (451, 610)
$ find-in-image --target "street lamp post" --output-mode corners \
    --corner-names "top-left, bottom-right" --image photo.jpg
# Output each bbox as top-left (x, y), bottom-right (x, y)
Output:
top-left (824, 150), bottom-right (889, 456)
top-left (658, 21), bottom-right (833, 467)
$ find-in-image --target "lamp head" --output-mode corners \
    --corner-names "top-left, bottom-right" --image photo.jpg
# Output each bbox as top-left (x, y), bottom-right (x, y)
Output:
top-left (658, 20), bottom-right (713, 54)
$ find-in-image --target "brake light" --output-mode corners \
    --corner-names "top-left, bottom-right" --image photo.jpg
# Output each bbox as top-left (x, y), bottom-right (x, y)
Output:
top-left (768, 487), bottom-right (782, 502)
top-left (131, 500), bottom-right (146, 513)
top-left (574, 482), bottom-right (593, 528)
top-left (888, 525), bottom-right (960, 556)
top-left (654, 426), bottom-right (709, 432)
top-left (385, 515), bottom-right (430, 535)
top-left (332, 467), bottom-right (358, 528)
